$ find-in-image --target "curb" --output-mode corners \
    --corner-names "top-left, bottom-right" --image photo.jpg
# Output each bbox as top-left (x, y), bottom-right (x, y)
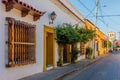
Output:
top-left (55, 54), bottom-right (109, 80)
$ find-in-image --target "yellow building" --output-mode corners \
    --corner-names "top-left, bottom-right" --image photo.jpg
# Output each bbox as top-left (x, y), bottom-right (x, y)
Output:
top-left (85, 19), bottom-right (105, 56)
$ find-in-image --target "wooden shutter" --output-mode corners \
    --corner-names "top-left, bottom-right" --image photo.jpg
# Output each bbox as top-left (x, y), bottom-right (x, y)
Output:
top-left (6, 17), bottom-right (36, 67)
top-left (80, 43), bottom-right (85, 55)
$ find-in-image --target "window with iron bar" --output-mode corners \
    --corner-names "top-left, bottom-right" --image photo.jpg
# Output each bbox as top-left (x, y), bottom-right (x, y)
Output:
top-left (6, 17), bottom-right (36, 67)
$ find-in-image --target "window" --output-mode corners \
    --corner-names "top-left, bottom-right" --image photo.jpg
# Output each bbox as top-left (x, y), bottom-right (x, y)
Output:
top-left (6, 17), bottom-right (36, 67)
top-left (80, 43), bottom-right (85, 55)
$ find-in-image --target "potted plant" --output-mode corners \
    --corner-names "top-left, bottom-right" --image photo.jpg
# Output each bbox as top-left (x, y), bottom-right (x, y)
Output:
top-left (86, 47), bottom-right (93, 59)
top-left (57, 57), bottom-right (63, 66)
top-left (71, 48), bottom-right (80, 63)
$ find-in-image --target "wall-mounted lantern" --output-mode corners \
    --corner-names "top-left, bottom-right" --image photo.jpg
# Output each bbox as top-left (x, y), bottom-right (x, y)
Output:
top-left (49, 11), bottom-right (57, 24)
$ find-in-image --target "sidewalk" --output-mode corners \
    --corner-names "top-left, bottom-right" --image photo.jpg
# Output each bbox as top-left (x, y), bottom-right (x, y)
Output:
top-left (19, 53), bottom-right (109, 80)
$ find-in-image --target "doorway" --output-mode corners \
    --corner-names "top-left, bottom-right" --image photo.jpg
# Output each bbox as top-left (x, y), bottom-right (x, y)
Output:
top-left (46, 33), bottom-right (53, 67)
top-left (43, 25), bottom-right (56, 71)
top-left (63, 44), bottom-right (71, 63)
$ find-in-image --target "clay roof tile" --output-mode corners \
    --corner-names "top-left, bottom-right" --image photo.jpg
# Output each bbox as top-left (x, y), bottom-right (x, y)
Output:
top-left (2, 0), bottom-right (46, 19)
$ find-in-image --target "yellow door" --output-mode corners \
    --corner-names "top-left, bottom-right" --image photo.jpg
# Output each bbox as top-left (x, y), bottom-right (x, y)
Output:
top-left (46, 33), bottom-right (53, 65)
top-left (67, 44), bottom-right (71, 63)
top-left (43, 25), bottom-right (56, 71)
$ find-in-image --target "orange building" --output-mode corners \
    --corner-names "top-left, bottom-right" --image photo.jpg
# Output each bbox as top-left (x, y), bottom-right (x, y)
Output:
top-left (85, 19), bottom-right (105, 56)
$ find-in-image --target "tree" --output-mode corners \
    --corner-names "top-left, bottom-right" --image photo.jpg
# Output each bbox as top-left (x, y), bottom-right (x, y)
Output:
top-left (75, 26), bottom-right (95, 59)
top-left (55, 23), bottom-right (95, 65)
top-left (55, 23), bottom-right (80, 44)
top-left (55, 23), bottom-right (80, 65)
top-left (75, 26), bottom-right (95, 43)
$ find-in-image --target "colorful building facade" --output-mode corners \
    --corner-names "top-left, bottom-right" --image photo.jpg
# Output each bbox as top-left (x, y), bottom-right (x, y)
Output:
top-left (85, 19), bottom-right (105, 56)
top-left (0, 0), bottom-right (107, 80)
top-left (0, 0), bottom-right (85, 80)
top-left (107, 31), bottom-right (116, 49)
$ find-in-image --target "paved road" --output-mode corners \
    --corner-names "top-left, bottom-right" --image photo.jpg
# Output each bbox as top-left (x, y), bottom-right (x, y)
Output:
top-left (63, 51), bottom-right (120, 80)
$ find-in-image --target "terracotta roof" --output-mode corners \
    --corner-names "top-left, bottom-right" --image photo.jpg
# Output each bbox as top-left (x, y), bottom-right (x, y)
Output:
top-left (2, 0), bottom-right (45, 16)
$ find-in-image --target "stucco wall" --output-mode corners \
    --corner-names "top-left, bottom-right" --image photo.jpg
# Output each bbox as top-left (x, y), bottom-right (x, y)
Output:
top-left (0, 0), bottom-right (82, 80)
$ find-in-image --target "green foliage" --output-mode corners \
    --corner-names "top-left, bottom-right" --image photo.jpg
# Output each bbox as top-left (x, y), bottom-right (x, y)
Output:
top-left (71, 48), bottom-right (80, 63)
top-left (55, 23), bottom-right (95, 44)
top-left (86, 47), bottom-right (93, 55)
top-left (57, 58), bottom-right (63, 66)
top-left (55, 23), bottom-right (80, 44)
top-left (109, 41), bottom-right (112, 48)
top-left (55, 23), bottom-right (95, 63)
top-left (104, 40), bottom-right (112, 48)
top-left (86, 47), bottom-right (93, 59)
top-left (75, 26), bottom-right (95, 43)
top-left (104, 40), bottom-right (107, 48)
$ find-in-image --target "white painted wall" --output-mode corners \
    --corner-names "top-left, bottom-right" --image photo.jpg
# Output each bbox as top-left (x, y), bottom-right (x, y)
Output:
top-left (0, 0), bottom-right (84, 80)
top-left (60, 0), bottom-right (84, 22)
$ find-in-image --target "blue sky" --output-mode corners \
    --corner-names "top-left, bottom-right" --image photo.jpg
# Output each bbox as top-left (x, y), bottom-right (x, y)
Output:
top-left (69, 0), bottom-right (120, 39)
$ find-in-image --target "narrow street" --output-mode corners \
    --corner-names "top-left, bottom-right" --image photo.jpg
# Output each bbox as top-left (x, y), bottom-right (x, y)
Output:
top-left (63, 51), bottom-right (120, 80)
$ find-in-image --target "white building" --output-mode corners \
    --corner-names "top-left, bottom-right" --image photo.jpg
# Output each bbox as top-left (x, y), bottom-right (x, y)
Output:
top-left (107, 31), bottom-right (116, 42)
top-left (107, 31), bottom-right (116, 49)
top-left (0, 0), bottom-right (85, 80)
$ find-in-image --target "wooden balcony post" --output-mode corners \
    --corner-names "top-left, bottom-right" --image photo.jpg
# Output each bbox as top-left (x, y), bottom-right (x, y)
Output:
top-left (11, 19), bottom-right (15, 65)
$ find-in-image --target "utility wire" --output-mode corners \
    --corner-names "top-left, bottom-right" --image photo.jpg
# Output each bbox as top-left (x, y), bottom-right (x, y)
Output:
top-left (89, 14), bottom-right (120, 17)
top-left (78, 0), bottom-right (118, 32)
top-left (99, 1), bottom-right (119, 31)
top-left (73, 0), bottom-right (96, 26)
top-left (99, 0), bottom-right (108, 27)
top-left (85, 6), bottom-right (96, 19)
top-left (78, 0), bottom-right (94, 15)
top-left (78, 0), bottom-right (102, 26)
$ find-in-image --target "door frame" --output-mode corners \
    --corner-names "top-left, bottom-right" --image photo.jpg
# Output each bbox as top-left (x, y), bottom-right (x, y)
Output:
top-left (43, 25), bottom-right (56, 72)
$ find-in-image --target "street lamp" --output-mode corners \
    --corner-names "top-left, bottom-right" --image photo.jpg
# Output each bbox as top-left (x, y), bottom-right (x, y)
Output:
top-left (49, 11), bottom-right (57, 24)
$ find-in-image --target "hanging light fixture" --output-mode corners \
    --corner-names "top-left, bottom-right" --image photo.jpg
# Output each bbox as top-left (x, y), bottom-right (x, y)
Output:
top-left (49, 11), bottom-right (57, 24)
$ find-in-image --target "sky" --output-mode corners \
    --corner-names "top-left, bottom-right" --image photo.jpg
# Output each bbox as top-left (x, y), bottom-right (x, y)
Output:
top-left (69, 0), bottom-right (120, 39)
